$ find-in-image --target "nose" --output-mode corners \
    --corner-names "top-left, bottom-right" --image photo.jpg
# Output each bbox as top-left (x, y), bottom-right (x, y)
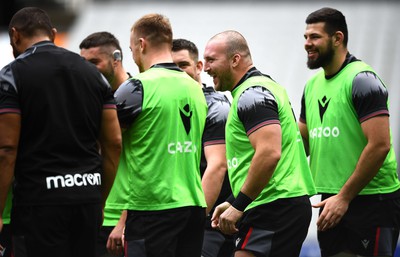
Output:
top-left (304, 36), bottom-right (312, 48)
top-left (203, 62), bottom-right (210, 73)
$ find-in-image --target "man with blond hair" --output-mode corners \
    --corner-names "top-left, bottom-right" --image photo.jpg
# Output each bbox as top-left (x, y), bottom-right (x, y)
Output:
top-left (114, 14), bottom-right (208, 257)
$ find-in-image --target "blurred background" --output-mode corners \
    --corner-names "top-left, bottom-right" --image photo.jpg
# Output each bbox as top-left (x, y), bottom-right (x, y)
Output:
top-left (1, 0), bottom-right (399, 256)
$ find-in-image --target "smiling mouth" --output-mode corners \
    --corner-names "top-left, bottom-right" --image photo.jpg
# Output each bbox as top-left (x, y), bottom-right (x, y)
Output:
top-left (307, 50), bottom-right (318, 59)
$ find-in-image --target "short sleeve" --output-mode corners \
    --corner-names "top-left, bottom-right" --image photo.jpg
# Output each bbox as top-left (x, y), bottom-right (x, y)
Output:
top-left (237, 86), bottom-right (279, 136)
top-left (114, 79), bottom-right (143, 127)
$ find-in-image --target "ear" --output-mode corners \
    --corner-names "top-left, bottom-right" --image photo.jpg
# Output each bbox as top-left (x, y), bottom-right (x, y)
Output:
top-left (231, 53), bottom-right (241, 68)
top-left (113, 49), bottom-right (122, 62)
top-left (46, 28), bottom-right (57, 42)
top-left (139, 38), bottom-right (146, 53)
top-left (10, 27), bottom-right (20, 44)
top-left (196, 60), bottom-right (203, 73)
top-left (333, 31), bottom-right (344, 46)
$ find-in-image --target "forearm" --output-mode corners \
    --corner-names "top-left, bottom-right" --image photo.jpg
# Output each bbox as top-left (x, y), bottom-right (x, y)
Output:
top-left (240, 153), bottom-right (278, 200)
top-left (100, 147), bottom-right (121, 207)
top-left (202, 165), bottom-right (225, 214)
top-left (339, 141), bottom-right (389, 202)
top-left (98, 109), bottom-right (122, 207)
top-left (339, 116), bottom-right (391, 201)
top-left (0, 114), bottom-right (20, 216)
top-left (240, 124), bottom-right (281, 202)
top-left (0, 149), bottom-right (16, 217)
top-left (118, 210), bottom-right (127, 227)
top-left (298, 121), bottom-right (309, 156)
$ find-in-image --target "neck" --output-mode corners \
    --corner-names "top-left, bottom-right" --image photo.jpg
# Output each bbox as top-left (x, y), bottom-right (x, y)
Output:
top-left (230, 64), bottom-right (254, 91)
top-left (324, 48), bottom-right (348, 76)
top-left (20, 36), bottom-right (52, 53)
top-left (112, 68), bottom-right (130, 90)
top-left (143, 49), bottom-right (173, 71)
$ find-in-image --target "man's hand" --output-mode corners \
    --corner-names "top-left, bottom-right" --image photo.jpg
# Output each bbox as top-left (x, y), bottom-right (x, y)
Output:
top-left (313, 194), bottom-right (349, 231)
top-left (211, 201), bottom-right (231, 229)
top-left (211, 202), bottom-right (242, 235)
top-left (217, 205), bottom-right (243, 235)
top-left (107, 223), bottom-right (124, 256)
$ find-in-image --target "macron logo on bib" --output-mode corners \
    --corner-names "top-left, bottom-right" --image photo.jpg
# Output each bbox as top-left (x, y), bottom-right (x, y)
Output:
top-left (46, 172), bottom-right (101, 189)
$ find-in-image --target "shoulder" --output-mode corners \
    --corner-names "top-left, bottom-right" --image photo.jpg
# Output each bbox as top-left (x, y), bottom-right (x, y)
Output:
top-left (238, 86), bottom-right (276, 107)
top-left (115, 79), bottom-right (143, 99)
top-left (353, 71), bottom-right (387, 94)
top-left (0, 63), bottom-right (17, 93)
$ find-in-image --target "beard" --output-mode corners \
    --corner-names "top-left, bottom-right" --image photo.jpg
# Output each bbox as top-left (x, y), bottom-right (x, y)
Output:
top-left (104, 71), bottom-right (115, 86)
top-left (306, 41), bottom-right (334, 70)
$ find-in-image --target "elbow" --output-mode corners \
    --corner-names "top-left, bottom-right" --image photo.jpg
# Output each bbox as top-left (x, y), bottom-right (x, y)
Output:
top-left (105, 136), bottom-right (122, 156)
top-left (269, 150), bottom-right (281, 167)
top-left (114, 137), bottom-right (123, 155)
top-left (377, 141), bottom-right (391, 158)
top-left (370, 139), bottom-right (391, 161)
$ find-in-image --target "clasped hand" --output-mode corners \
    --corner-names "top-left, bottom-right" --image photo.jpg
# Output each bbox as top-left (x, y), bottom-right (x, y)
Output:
top-left (211, 202), bottom-right (243, 235)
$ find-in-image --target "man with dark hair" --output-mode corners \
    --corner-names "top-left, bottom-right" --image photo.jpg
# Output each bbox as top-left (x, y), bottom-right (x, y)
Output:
top-left (204, 30), bottom-right (316, 257)
top-left (0, 7), bottom-right (122, 257)
top-left (300, 7), bottom-right (400, 257)
top-left (172, 38), bottom-right (233, 257)
top-left (114, 14), bottom-right (208, 257)
top-left (80, 31), bottom-right (131, 93)
top-left (80, 31), bottom-right (131, 257)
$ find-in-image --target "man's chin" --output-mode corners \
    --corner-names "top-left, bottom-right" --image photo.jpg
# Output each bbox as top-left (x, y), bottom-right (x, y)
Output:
top-left (306, 60), bottom-right (321, 70)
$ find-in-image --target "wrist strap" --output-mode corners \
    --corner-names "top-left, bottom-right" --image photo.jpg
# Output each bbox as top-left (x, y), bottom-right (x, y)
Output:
top-left (226, 194), bottom-right (235, 204)
top-left (231, 191), bottom-right (253, 212)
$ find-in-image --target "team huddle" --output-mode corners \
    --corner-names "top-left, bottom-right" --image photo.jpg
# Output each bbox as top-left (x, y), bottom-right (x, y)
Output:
top-left (0, 6), bottom-right (399, 257)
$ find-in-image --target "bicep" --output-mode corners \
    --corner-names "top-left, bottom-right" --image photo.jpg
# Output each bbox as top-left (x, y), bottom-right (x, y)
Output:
top-left (298, 121), bottom-right (308, 141)
top-left (360, 115), bottom-right (390, 146)
top-left (99, 109), bottom-right (121, 146)
top-left (248, 123), bottom-right (281, 157)
top-left (0, 113), bottom-right (21, 149)
top-left (204, 144), bottom-right (226, 165)
top-left (298, 121), bottom-right (309, 155)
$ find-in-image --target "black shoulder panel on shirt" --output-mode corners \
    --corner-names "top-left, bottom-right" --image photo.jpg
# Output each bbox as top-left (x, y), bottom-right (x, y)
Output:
top-left (0, 64), bottom-right (17, 93)
top-left (352, 71), bottom-right (389, 122)
top-left (203, 89), bottom-right (231, 144)
top-left (237, 86), bottom-right (279, 134)
top-left (114, 78), bottom-right (144, 127)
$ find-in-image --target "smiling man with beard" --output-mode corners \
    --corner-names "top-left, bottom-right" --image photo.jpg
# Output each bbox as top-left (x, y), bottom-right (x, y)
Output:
top-left (299, 7), bottom-right (400, 257)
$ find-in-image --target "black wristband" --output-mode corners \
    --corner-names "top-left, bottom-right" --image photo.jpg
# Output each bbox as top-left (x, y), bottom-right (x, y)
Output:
top-left (231, 191), bottom-right (253, 212)
top-left (226, 194), bottom-right (235, 204)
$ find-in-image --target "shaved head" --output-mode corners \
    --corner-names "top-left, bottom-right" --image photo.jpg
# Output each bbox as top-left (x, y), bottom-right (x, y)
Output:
top-left (210, 30), bottom-right (251, 60)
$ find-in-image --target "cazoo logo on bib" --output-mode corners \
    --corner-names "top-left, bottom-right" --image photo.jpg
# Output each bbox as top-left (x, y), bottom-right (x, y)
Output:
top-left (309, 126), bottom-right (340, 139)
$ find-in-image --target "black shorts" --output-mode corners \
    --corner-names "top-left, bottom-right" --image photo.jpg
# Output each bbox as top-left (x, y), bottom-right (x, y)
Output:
top-left (0, 224), bottom-right (11, 257)
top-left (202, 229), bottom-right (234, 257)
top-left (124, 206), bottom-right (205, 257)
top-left (235, 195), bottom-right (312, 257)
top-left (318, 193), bottom-right (400, 257)
top-left (11, 203), bottom-right (102, 257)
top-left (96, 226), bottom-right (124, 257)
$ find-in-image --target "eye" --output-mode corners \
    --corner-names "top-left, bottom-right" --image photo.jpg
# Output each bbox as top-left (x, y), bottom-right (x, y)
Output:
top-left (89, 59), bottom-right (99, 65)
